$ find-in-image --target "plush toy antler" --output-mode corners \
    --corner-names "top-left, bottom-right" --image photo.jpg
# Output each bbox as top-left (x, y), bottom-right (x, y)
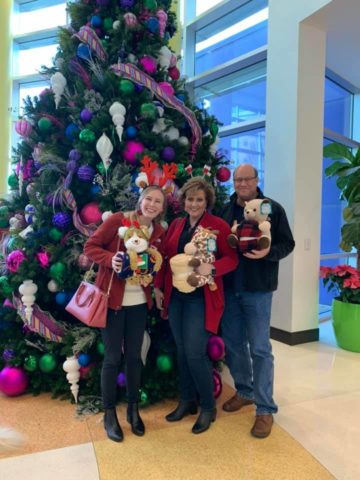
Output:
top-left (158, 163), bottom-right (178, 187)
top-left (140, 156), bottom-right (158, 185)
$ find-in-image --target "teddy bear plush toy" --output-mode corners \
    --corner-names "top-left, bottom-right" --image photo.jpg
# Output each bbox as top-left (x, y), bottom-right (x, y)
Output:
top-left (170, 225), bottom-right (218, 292)
top-left (116, 220), bottom-right (162, 285)
top-left (227, 198), bottom-right (272, 253)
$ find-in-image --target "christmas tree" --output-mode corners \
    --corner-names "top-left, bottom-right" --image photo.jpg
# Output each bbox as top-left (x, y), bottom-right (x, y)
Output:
top-left (0, 0), bottom-right (230, 408)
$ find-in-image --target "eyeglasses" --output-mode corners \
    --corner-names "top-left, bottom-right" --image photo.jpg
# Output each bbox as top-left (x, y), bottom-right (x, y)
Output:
top-left (234, 176), bottom-right (257, 184)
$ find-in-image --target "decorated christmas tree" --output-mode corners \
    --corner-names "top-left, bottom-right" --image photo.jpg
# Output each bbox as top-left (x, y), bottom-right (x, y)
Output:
top-left (0, 0), bottom-right (230, 408)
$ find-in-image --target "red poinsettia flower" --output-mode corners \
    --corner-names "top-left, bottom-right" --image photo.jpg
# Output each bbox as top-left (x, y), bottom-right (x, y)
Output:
top-left (320, 265), bottom-right (360, 304)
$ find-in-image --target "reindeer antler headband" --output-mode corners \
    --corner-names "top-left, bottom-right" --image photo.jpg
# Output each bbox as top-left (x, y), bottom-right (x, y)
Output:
top-left (135, 155), bottom-right (178, 193)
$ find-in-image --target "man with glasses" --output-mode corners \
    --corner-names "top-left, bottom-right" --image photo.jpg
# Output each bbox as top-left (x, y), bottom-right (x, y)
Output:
top-left (219, 163), bottom-right (295, 438)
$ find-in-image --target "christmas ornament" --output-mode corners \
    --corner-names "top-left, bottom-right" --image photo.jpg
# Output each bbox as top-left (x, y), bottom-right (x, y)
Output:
top-left (96, 133), bottom-right (113, 170)
top-left (79, 202), bottom-right (102, 225)
top-left (139, 56), bottom-right (157, 75)
top-left (6, 250), bottom-right (26, 273)
top-left (97, 341), bottom-right (105, 355)
top-left (168, 66), bottom-right (180, 80)
top-left (156, 354), bottom-right (173, 372)
top-left (124, 12), bottom-right (138, 28)
top-left (47, 280), bottom-right (59, 292)
top-left (36, 251), bottom-right (50, 268)
top-left (78, 353), bottom-right (91, 367)
top-left (139, 389), bottom-right (149, 406)
top-left (216, 166), bottom-right (231, 183)
top-left (0, 366), bottom-right (28, 397)
top-left (90, 15), bottom-right (102, 28)
top-left (0, 277), bottom-right (13, 296)
top-left (126, 126), bottom-right (138, 138)
top-left (162, 126), bottom-right (179, 141)
top-left (77, 43), bottom-right (92, 61)
top-left (50, 72), bottom-right (67, 108)
top-left (140, 102), bottom-right (157, 119)
top-left (161, 146), bottom-right (176, 162)
top-left (213, 369), bottom-right (222, 398)
top-left (159, 82), bottom-right (174, 96)
top-left (119, 0), bottom-right (134, 7)
top-left (15, 119), bottom-right (32, 137)
top-left (65, 123), bottom-right (80, 142)
top-left (156, 10), bottom-right (168, 37)
top-left (52, 212), bottom-right (72, 230)
top-left (97, 0), bottom-right (110, 5)
top-left (2, 348), bottom-right (15, 363)
top-left (79, 129), bottom-right (96, 143)
top-left (24, 355), bottom-right (38, 372)
top-left (123, 140), bottom-right (144, 165)
top-left (77, 165), bottom-right (96, 182)
top-left (18, 279), bottom-right (38, 321)
top-left (80, 108), bottom-right (93, 123)
top-left (147, 17), bottom-right (159, 34)
top-left (39, 353), bottom-right (57, 373)
top-left (119, 79), bottom-right (135, 96)
top-left (69, 149), bottom-right (81, 162)
top-left (207, 336), bottom-right (225, 361)
top-left (144, 0), bottom-right (157, 10)
top-left (7, 173), bottom-right (19, 189)
top-left (55, 292), bottom-right (68, 306)
top-left (49, 228), bottom-right (63, 241)
top-left (113, 20), bottom-right (121, 30)
top-left (103, 17), bottom-right (113, 31)
top-left (49, 262), bottom-right (66, 280)
top-left (24, 204), bottom-right (36, 224)
top-left (109, 102), bottom-right (126, 141)
top-left (178, 136), bottom-right (189, 146)
top-left (117, 372), bottom-right (126, 387)
top-left (37, 117), bottom-right (52, 133)
top-left (78, 253), bottom-right (92, 270)
top-left (63, 356), bottom-right (81, 403)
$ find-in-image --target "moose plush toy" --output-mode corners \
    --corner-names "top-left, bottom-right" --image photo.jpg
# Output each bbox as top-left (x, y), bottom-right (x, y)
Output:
top-left (117, 219), bottom-right (162, 285)
top-left (227, 198), bottom-right (272, 253)
top-left (170, 225), bottom-right (218, 292)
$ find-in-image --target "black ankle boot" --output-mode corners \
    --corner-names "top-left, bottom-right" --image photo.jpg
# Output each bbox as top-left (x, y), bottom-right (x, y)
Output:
top-left (104, 408), bottom-right (123, 442)
top-left (127, 403), bottom-right (145, 436)
top-left (192, 408), bottom-right (217, 434)
top-left (165, 400), bottom-right (198, 422)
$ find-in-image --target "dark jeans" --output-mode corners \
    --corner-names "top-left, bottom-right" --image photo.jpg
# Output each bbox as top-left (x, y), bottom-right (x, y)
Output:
top-left (168, 289), bottom-right (214, 411)
top-left (101, 304), bottom-right (147, 408)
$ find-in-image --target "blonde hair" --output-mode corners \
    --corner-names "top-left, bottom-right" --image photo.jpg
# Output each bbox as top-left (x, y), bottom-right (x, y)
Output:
top-left (127, 185), bottom-right (167, 223)
top-left (178, 176), bottom-right (216, 210)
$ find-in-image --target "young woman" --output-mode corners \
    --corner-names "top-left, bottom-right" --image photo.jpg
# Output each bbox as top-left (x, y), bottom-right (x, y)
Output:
top-left (154, 177), bottom-right (238, 434)
top-left (84, 186), bottom-right (166, 442)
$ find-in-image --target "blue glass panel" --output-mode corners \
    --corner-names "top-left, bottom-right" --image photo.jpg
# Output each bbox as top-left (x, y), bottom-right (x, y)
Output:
top-left (196, 0), bottom-right (223, 16)
top-left (217, 128), bottom-right (265, 192)
top-left (13, 3), bottom-right (67, 35)
top-left (194, 61), bottom-right (266, 126)
top-left (195, 1), bottom-right (268, 75)
top-left (324, 78), bottom-right (352, 137)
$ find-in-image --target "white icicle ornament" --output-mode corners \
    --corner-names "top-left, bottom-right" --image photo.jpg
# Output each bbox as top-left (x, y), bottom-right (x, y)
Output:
top-left (50, 72), bottom-right (67, 108)
top-left (18, 280), bottom-right (38, 322)
top-left (63, 356), bottom-right (80, 403)
top-left (96, 133), bottom-right (113, 171)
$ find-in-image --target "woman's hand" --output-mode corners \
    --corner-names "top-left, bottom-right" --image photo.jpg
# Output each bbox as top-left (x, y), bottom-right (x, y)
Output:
top-left (196, 263), bottom-right (213, 276)
top-left (111, 253), bottom-right (123, 273)
top-left (154, 287), bottom-right (164, 310)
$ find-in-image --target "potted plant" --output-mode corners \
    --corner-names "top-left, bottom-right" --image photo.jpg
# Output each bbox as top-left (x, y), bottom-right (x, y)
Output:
top-left (321, 143), bottom-right (360, 352)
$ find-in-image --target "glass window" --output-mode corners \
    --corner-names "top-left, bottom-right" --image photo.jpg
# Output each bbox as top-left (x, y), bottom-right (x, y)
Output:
top-left (195, 0), bottom-right (268, 75)
top-left (14, 41), bottom-right (58, 76)
top-left (324, 78), bottom-right (352, 137)
top-left (12, 2), bottom-right (67, 35)
top-left (18, 81), bottom-right (49, 116)
top-left (196, 0), bottom-right (224, 16)
top-left (218, 128), bottom-right (265, 191)
top-left (194, 61), bottom-right (266, 126)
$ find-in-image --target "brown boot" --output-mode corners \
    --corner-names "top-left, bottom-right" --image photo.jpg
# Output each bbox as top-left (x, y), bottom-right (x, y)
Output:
top-left (222, 393), bottom-right (254, 412)
top-left (251, 414), bottom-right (273, 438)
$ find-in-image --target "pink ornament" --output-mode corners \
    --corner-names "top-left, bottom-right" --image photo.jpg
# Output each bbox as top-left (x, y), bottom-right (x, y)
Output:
top-left (36, 251), bottom-right (50, 268)
top-left (169, 53), bottom-right (177, 68)
top-left (15, 119), bottom-right (33, 138)
top-left (123, 140), bottom-right (145, 165)
top-left (216, 166), bottom-right (231, 183)
top-left (78, 253), bottom-right (92, 270)
top-left (124, 12), bottom-right (138, 27)
top-left (139, 55), bottom-right (157, 75)
top-left (79, 364), bottom-right (94, 379)
top-left (0, 366), bottom-right (28, 397)
top-left (79, 202), bottom-right (102, 225)
top-left (159, 82), bottom-right (175, 96)
top-left (213, 369), bottom-right (222, 399)
top-left (3, 298), bottom-right (15, 309)
top-left (207, 336), bottom-right (225, 361)
top-left (6, 250), bottom-right (26, 273)
top-left (156, 9), bottom-right (168, 37)
top-left (168, 66), bottom-right (180, 80)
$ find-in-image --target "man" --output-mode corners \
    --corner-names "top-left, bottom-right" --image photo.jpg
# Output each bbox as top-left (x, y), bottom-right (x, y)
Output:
top-left (219, 163), bottom-right (295, 438)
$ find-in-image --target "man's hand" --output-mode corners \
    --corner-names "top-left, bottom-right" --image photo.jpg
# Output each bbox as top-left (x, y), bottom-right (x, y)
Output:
top-left (196, 263), bottom-right (213, 275)
top-left (243, 246), bottom-right (270, 260)
top-left (154, 287), bottom-right (164, 310)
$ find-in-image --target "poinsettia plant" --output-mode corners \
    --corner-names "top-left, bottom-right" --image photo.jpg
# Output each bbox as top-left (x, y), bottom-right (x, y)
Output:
top-left (320, 265), bottom-right (360, 304)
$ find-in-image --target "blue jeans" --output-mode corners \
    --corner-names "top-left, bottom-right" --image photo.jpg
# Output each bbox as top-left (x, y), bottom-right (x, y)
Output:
top-left (168, 290), bottom-right (214, 411)
top-left (221, 290), bottom-right (278, 415)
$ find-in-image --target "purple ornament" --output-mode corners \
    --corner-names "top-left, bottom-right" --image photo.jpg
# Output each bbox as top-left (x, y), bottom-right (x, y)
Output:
top-left (69, 149), bottom-right (81, 162)
top-left (0, 366), bottom-right (28, 397)
top-left (207, 336), bottom-right (225, 361)
top-left (80, 109), bottom-right (93, 123)
top-left (77, 165), bottom-right (96, 182)
top-left (161, 146), bottom-right (176, 162)
top-left (45, 193), bottom-right (61, 207)
top-left (2, 348), bottom-right (15, 363)
top-left (119, 0), bottom-right (134, 8)
top-left (52, 212), bottom-right (72, 230)
top-left (117, 372), bottom-right (126, 387)
top-left (96, 0), bottom-right (110, 5)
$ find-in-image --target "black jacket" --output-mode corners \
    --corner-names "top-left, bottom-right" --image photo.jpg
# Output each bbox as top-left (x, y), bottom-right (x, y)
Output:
top-left (219, 188), bottom-right (295, 292)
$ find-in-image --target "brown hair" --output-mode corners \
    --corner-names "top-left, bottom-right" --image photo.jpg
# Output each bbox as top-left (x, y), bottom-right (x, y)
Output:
top-left (178, 176), bottom-right (216, 210)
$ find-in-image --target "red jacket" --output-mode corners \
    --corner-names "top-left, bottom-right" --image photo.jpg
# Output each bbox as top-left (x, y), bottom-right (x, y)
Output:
top-left (154, 211), bottom-right (238, 333)
top-left (84, 212), bottom-right (165, 310)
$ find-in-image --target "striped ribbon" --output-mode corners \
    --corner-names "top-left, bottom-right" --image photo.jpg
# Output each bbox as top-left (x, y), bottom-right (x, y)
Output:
top-left (73, 26), bottom-right (107, 61)
top-left (110, 62), bottom-right (202, 158)
top-left (63, 189), bottom-right (97, 237)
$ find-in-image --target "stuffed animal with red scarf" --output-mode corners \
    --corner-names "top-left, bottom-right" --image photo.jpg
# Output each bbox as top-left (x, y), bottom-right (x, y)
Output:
top-left (227, 198), bottom-right (272, 252)
top-left (116, 219), bottom-right (162, 285)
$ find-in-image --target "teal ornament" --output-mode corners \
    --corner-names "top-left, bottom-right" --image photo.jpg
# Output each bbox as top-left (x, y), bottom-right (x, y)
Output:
top-left (24, 355), bottom-right (38, 372)
top-left (49, 228), bottom-right (63, 242)
top-left (97, 341), bottom-right (105, 356)
top-left (7, 174), bottom-right (18, 189)
top-left (103, 17), bottom-right (113, 32)
top-left (79, 129), bottom-right (96, 143)
top-left (140, 103), bottom-right (157, 119)
top-left (144, 0), bottom-right (157, 10)
top-left (49, 261), bottom-right (66, 280)
top-left (0, 276), bottom-right (13, 296)
top-left (37, 117), bottom-right (52, 133)
top-left (0, 206), bottom-right (9, 228)
top-left (39, 353), bottom-right (57, 373)
top-left (119, 79), bottom-right (135, 96)
top-left (156, 354), bottom-right (173, 373)
top-left (96, 162), bottom-right (105, 175)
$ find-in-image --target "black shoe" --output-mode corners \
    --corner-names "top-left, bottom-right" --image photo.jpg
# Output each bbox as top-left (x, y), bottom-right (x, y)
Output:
top-left (104, 408), bottom-right (123, 442)
top-left (191, 408), bottom-right (217, 434)
top-left (127, 403), bottom-right (145, 436)
top-left (165, 400), bottom-right (198, 422)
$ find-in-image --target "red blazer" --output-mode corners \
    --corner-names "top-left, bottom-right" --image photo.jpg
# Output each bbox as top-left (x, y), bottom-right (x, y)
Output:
top-left (84, 212), bottom-right (165, 310)
top-left (154, 211), bottom-right (238, 334)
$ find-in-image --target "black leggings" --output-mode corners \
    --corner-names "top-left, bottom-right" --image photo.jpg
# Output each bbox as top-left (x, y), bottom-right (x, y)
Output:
top-left (101, 304), bottom-right (147, 408)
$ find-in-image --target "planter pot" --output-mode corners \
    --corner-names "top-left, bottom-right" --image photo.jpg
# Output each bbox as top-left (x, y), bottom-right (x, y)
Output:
top-left (332, 298), bottom-right (360, 353)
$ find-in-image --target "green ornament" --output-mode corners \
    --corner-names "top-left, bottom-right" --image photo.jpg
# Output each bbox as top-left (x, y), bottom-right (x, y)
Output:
top-left (0, 219), bottom-right (8, 228)
top-left (38, 117), bottom-right (52, 133)
top-left (49, 228), bottom-right (63, 242)
top-left (49, 261), bottom-right (66, 280)
top-left (79, 129), bottom-right (96, 143)
top-left (96, 162), bottom-right (106, 175)
top-left (156, 354), bottom-right (173, 373)
top-left (119, 79), bottom-right (135, 96)
top-left (0, 276), bottom-right (13, 296)
top-left (24, 355), bottom-right (38, 372)
top-left (97, 341), bottom-right (105, 356)
top-left (0, 205), bottom-right (9, 218)
top-left (140, 103), bottom-right (157, 119)
top-left (7, 173), bottom-right (19, 189)
top-left (103, 18), bottom-right (113, 32)
top-left (210, 122), bottom-right (219, 137)
top-left (39, 353), bottom-right (57, 373)
top-left (7, 236), bottom-right (23, 252)
top-left (177, 164), bottom-right (185, 175)
top-left (144, 0), bottom-right (157, 11)
top-left (139, 388), bottom-right (149, 406)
